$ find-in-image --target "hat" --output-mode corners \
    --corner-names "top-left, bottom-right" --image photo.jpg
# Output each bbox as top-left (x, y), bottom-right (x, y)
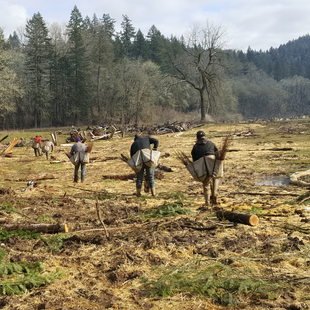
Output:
top-left (196, 130), bottom-right (206, 139)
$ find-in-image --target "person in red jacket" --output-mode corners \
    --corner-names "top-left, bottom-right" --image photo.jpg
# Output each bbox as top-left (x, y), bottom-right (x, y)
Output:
top-left (32, 136), bottom-right (42, 157)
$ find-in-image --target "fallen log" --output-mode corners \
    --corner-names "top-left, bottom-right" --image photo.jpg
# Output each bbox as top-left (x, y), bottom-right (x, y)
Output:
top-left (216, 210), bottom-right (259, 226)
top-left (1, 138), bottom-right (21, 155)
top-left (2, 223), bottom-right (69, 233)
top-left (290, 169), bottom-right (310, 187)
top-left (267, 147), bottom-right (293, 151)
top-left (230, 191), bottom-right (299, 197)
top-left (157, 164), bottom-right (173, 172)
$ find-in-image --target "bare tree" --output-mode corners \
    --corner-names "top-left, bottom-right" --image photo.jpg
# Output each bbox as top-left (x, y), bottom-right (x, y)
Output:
top-left (171, 23), bottom-right (225, 121)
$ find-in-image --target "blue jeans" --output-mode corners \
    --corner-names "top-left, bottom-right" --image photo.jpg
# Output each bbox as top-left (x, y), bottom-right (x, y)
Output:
top-left (74, 162), bottom-right (86, 182)
top-left (136, 164), bottom-right (155, 189)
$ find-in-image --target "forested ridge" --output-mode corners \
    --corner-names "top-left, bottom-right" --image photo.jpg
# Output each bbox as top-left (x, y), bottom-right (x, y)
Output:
top-left (1, 5), bottom-right (310, 129)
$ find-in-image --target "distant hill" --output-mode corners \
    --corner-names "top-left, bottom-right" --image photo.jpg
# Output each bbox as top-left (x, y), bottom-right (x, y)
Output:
top-left (242, 34), bottom-right (310, 81)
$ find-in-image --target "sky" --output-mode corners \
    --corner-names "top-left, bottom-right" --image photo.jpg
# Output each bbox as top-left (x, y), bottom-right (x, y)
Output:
top-left (1, 0), bottom-right (310, 51)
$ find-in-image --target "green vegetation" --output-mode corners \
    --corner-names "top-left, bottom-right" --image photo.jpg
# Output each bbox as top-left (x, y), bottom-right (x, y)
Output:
top-left (144, 261), bottom-right (285, 306)
top-left (0, 228), bottom-right (71, 252)
top-left (2, 6), bottom-right (310, 129)
top-left (0, 248), bottom-right (63, 295)
top-left (36, 214), bottom-right (57, 223)
top-left (142, 201), bottom-right (192, 219)
top-left (0, 203), bottom-right (16, 214)
top-left (41, 233), bottom-right (72, 252)
top-left (0, 229), bottom-right (40, 241)
top-left (250, 206), bottom-right (263, 215)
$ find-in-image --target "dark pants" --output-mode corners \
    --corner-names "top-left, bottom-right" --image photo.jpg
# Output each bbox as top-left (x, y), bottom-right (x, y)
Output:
top-left (74, 162), bottom-right (86, 182)
top-left (136, 164), bottom-right (155, 189)
top-left (34, 148), bottom-right (41, 157)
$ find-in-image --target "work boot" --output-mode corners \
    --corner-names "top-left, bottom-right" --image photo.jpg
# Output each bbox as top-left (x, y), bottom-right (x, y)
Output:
top-left (144, 181), bottom-right (149, 193)
top-left (150, 187), bottom-right (156, 197)
top-left (136, 187), bottom-right (141, 197)
top-left (210, 195), bottom-right (218, 205)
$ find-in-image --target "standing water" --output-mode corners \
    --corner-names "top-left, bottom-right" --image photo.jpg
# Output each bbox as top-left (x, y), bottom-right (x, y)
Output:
top-left (255, 176), bottom-right (290, 186)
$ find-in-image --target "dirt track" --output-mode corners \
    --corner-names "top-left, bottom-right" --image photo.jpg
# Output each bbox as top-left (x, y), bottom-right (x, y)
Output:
top-left (0, 119), bottom-right (309, 310)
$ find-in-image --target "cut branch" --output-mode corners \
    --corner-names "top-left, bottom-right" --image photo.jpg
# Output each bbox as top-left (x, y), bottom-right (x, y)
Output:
top-left (2, 223), bottom-right (69, 233)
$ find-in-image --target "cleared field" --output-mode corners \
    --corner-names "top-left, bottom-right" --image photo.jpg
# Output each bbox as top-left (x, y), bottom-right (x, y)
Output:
top-left (0, 119), bottom-right (309, 310)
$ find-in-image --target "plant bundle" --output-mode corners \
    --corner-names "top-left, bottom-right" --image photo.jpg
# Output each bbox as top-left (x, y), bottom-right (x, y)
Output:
top-left (216, 135), bottom-right (232, 160)
top-left (86, 142), bottom-right (93, 153)
top-left (176, 151), bottom-right (192, 166)
top-left (120, 154), bottom-right (129, 163)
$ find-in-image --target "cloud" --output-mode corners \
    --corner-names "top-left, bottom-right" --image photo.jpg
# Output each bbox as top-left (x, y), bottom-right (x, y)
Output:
top-left (1, 0), bottom-right (310, 50)
top-left (199, 0), bottom-right (310, 50)
top-left (0, 0), bottom-right (28, 36)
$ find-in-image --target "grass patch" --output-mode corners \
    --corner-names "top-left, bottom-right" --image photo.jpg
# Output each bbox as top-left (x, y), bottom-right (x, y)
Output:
top-left (0, 248), bottom-right (63, 295)
top-left (36, 214), bottom-right (57, 223)
top-left (0, 203), bottom-right (17, 214)
top-left (41, 233), bottom-right (72, 252)
top-left (250, 206), bottom-right (263, 215)
top-left (0, 229), bottom-right (40, 241)
top-left (166, 192), bottom-right (187, 201)
top-left (142, 201), bottom-right (192, 219)
top-left (143, 261), bottom-right (285, 306)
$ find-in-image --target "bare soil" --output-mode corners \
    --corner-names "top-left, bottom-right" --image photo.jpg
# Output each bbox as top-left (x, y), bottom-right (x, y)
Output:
top-left (0, 118), bottom-right (310, 310)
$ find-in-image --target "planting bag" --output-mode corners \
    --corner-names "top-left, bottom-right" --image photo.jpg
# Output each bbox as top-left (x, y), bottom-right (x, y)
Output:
top-left (127, 149), bottom-right (161, 172)
top-left (186, 155), bottom-right (224, 182)
top-left (127, 150), bottom-right (143, 172)
top-left (141, 149), bottom-right (161, 168)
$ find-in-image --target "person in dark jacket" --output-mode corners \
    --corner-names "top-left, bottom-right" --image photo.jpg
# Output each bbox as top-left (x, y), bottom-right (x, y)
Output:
top-left (70, 138), bottom-right (87, 183)
top-left (191, 130), bottom-right (219, 206)
top-left (191, 130), bottom-right (218, 161)
top-left (130, 134), bottom-right (159, 197)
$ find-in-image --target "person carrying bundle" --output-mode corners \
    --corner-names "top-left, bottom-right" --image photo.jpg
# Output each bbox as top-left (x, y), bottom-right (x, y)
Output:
top-left (191, 130), bottom-right (219, 206)
top-left (32, 135), bottom-right (42, 157)
top-left (130, 134), bottom-right (159, 197)
top-left (70, 138), bottom-right (89, 183)
top-left (42, 140), bottom-right (54, 160)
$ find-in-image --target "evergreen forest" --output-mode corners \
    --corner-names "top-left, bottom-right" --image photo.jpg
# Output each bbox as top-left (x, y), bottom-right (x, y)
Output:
top-left (1, 5), bottom-right (310, 129)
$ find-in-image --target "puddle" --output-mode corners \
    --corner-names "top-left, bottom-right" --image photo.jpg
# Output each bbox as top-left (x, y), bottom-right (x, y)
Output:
top-left (255, 176), bottom-right (290, 186)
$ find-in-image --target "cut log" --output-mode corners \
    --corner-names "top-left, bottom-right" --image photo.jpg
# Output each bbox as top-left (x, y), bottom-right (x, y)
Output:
top-left (1, 138), bottom-right (21, 155)
top-left (216, 210), bottom-right (259, 226)
top-left (2, 223), bottom-right (69, 233)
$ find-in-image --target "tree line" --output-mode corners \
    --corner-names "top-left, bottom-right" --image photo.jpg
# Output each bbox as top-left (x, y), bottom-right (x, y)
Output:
top-left (0, 6), bottom-right (310, 129)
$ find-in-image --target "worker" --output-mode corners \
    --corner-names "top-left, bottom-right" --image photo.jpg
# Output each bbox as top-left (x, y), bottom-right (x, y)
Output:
top-left (191, 130), bottom-right (219, 205)
top-left (70, 137), bottom-right (87, 183)
top-left (42, 140), bottom-right (55, 160)
top-left (32, 136), bottom-right (42, 157)
top-left (130, 133), bottom-right (159, 197)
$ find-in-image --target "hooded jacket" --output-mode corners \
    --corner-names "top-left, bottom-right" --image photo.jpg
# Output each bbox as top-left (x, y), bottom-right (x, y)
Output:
top-left (130, 136), bottom-right (159, 157)
top-left (191, 138), bottom-right (218, 162)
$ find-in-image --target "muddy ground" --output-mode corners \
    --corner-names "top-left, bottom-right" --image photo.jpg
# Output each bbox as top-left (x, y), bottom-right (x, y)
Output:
top-left (0, 119), bottom-right (309, 310)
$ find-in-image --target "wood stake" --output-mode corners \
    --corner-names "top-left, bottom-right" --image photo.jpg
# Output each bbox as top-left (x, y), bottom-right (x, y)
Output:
top-left (95, 199), bottom-right (109, 239)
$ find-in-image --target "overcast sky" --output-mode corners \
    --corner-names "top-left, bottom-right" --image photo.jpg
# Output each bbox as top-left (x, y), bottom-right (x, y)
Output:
top-left (1, 0), bottom-right (309, 51)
